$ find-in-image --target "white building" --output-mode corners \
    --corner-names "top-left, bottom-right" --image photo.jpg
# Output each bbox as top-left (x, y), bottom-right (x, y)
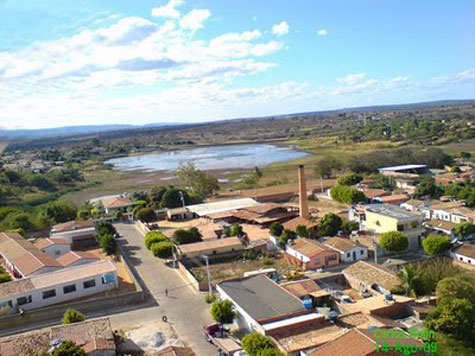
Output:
top-left (0, 260), bottom-right (118, 314)
top-left (34, 238), bottom-right (71, 258)
top-left (50, 220), bottom-right (96, 248)
top-left (322, 237), bottom-right (368, 263)
top-left (450, 243), bottom-right (475, 266)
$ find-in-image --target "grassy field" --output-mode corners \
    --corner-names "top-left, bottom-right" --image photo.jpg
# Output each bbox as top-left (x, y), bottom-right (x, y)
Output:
top-left (439, 138), bottom-right (475, 155)
top-left (0, 141), bottom-right (6, 154)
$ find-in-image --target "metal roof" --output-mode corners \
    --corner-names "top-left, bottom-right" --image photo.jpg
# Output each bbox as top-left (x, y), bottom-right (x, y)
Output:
top-left (365, 204), bottom-right (423, 220)
top-left (186, 198), bottom-right (259, 217)
top-left (218, 274), bottom-right (304, 321)
top-left (378, 164), bottom-right (427, 172)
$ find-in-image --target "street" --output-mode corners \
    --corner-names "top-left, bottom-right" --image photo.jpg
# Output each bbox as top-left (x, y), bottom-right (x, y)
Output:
top-left (113, 222), bottom-right (216, 355)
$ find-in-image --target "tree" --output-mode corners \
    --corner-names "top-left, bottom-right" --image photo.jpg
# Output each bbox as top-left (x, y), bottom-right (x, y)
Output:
top-left (455, 222), bottom-right (475, 239)
top-left (259, 349), bottom-right (285, 356)
top-left (422, 235), bottom-right (452, 256)
top-left (397, 264), bottom-right (422, 297)
top-left (318, 213), bottom-right (342, 237)
top-left (172, 228), bottom-right (202, 244)
top-left (314, 156), bottom-right (341, 178)
top-left (161, 187), bottom-right (189, 208)
top-left (99, 233), bottom-right (117, 255)
top-left (425, 298), bottom-right (475, 339)
top-left (62, 308), bottom-right (85, 324)
top-left (450, 165), bottom-right (462, 173)
top-left (414, 176), bottom-right (442, 199)
top-left (43, 340), bottom-right (87, 356)
top-left (379, 231), bottom-right (408, 253)
top-left (460, 151), bottom-right (471, 160)
top-left (145, 231), bottom-right (167, 249)
top-left (436, 276), bottom-right (475, 304)
top-left (295, 225), bottom-right (308, 237)
top-left (41, 200), bottom-right (78, 223)
top-left (242, 333), bottom-right (277, 356)
top-left (175, 163), bottom-right (219, 197)
top-left (135, 207), bottom-right (156, 223)
top-left (337, 173), bottom-right (363, 186)
top-left (76, 210), bottom-right (90, 220)
top-left (269, 222), bottom-right (284, 237)
top-left (151, 241), bottom-right (174, 258)
top-left (229, 223), bottom-right (243, 237)
top-left (210, 299), bottom-right (235, 325)
top-left (330, 185), bottom-right (366, 204)
top-left (278, 229), bottom-right (297, 249)
top-left (5, 213), bottom-right (32, 231)
top-left (149, 186), bottom-right (167, 207)
top-left (342, 220), bottom-right (359, 235)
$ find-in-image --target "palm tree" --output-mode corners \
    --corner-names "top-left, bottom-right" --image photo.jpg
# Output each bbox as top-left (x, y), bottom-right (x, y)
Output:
top-left (397, 264), bottom-right (420, 297)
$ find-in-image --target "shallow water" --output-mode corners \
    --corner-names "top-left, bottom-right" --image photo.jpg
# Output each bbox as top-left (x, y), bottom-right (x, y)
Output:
top-left (106, 144), bottom-right (308, 172)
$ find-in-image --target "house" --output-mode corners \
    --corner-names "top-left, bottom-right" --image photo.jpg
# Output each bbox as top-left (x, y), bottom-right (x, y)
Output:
top-left (34, 238), bottom-right (71, 258)
top-left (0, 260), bottom-right (118, 313)
top-left (0, 232), bottom-right (62, 278)
top-left (0, 318), bottom-right (116, 356)
top-left (343, 261), bottom-right (400, 295)
top-left (50, 220), bottom-right (96, 248)
top-left (280, 279), bottom-right (330, 307)
top-left (166, 207), bottom-right (192, 221)
top-left (374, 194), bottom-right (410, 205)
top-left (309, 328), bottom-right (425, 356)
top-left (285, 238), bottom-right (340, 270)
top-left (360, 189), bottom-right (390, 201)
top-left (177, 237), bottom-right (245, 259)
top-left (400, 199), bottom-right (429, 217)
top-left (429, 201), bottom-right (465, 222)
top-left (100, 196), bottom-right (134, 215)
top-left (423, 220), bottom-right (457, 238)
top-left (358, 204), bottom-right (425, 251)
top-left (216, 274), bottom-right (317, 335)
top-left (448, 206), bottom-right (475, 224)
top-left (56, 251), bottom-right (100, 268)
top-left (450, 243), bottom-right (475, 266)
top-left (322, 237), bottom-right (368, 263)
top-left (186, 198), bottom-right (260, 218)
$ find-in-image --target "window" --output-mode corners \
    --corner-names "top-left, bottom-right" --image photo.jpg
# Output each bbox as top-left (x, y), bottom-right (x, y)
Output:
top-left (83, 279), bottom-right (96, 289)
top-left (55, 250), bottom-right (61, 256)
top-left (63, 284), bottom-right (76, 294)
top-left (347, 252), bottom-right (351, 258)
top-left (17, 296), bottom-right (32, 305)
top-left (411, 222), bottom-right (419, 229)
top-left (42, 289), bottom-right (56, 299)
top-left (360, 250), bottom-right (364, 255)
top-left (397, 224), bottom-right (404, 232)
top-left (102, 274), bottom-right (116, 284)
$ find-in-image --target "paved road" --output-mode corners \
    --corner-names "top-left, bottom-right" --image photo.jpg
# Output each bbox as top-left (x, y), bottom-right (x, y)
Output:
top-left (113, 222), bottom-right (215, 355)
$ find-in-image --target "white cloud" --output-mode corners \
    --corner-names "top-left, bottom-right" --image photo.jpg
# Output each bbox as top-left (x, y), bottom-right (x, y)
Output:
top-left (336, 73), bottom-right (367, 86)
top-left (272, 21), bottom-right (289, 36)
top-left (151, 0), bottom-right (184, 19)
top-left (179, 9), bottom-right (211, 30)
top-left (317, 28), bottom-right (328, 36)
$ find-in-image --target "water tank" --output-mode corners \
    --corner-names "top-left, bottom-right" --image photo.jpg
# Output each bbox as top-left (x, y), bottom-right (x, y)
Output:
top-left (385, 293), bottom-right (394, 301)
top-left (302, 299), bottom-right (313, 309)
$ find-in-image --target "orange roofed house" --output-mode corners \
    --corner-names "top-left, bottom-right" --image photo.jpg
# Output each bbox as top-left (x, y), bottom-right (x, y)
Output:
top-left (285, 238), bottom-right (340, 270)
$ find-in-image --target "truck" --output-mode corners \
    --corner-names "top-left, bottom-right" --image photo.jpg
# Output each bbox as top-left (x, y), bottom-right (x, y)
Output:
top-left (204, 323), bottom-right (243, 356)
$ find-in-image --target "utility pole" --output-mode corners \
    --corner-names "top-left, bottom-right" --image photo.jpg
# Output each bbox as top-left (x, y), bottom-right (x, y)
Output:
top-left (203, 255), bottom-right (213, 296)
top-left (178, 191), bottom-right (185, 209)
top-left (320, 176), bottom-right (324, 194)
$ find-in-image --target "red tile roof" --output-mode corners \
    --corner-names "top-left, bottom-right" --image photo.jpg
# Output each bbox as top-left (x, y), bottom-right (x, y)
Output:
top-left (52, 220), bottom-right (94, 232)
top-left (56, 251), bottom-right (100, 267)
top-left (34, 237), bottom-right (70, 250)
top-left (101, 196), bottom-right (133, 209)
top-left (288, 238), bottom-right (333, 258)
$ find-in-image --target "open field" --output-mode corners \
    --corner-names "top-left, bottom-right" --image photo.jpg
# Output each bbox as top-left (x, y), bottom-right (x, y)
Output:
top-left (0, 141), bottom-right (6, 154)
top-left (439, 138), bottom-right (475, 155)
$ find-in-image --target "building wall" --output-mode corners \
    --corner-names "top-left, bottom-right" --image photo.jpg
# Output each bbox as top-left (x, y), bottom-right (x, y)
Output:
top-left (51, 228), bottom-right (95, 243)
top-left (339, 247), bottom-right (368, 263)
top-left (450, 252), bottom-right (475, 266)
top-left (180, 243), bottom-right (245, 259)
top-left (0, 271), bottom-right (118, 312)
top-left (432, 209), bottom-right (451, 222)
top-left (284, 248), bottom-right (339, 270)
top-left (41, 244), bottom-right (71, 258)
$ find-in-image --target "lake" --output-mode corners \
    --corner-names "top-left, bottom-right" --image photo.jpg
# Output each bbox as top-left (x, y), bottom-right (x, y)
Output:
top-left (105, 144), bottom-right (308, 172)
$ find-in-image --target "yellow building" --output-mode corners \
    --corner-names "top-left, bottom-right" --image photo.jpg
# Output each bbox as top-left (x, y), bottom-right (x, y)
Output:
top-left (363, 204), bottom-right (425, 250)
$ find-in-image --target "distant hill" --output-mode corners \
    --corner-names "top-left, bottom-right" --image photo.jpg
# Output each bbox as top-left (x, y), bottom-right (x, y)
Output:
top-left (0, 123), bottom-right (182, 140)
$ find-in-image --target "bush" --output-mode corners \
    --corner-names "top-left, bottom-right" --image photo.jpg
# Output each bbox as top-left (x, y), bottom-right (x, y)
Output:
top-left (337, 173), bottom-right (363, 186)
top-left (425, 298), bottom-right (475, 339)
top-left (342, 220), bottom-right (359, 235)
top-left (261, 257), bottom-right (274, 266)
top-left (210, 299), bottom-right (235, 324)
top-left (145, 231), bottom-right (168, 249)
top-left (330, 185), bottom-right (367, 204)
top-left (278, 229), bottom-right (297, 249)
top-left (204, 294), bottom-right (217, 304)
top-left (151, 241), bottom-right (174, 258)
top-left (422, 235), bottom-right (452, 256)
top-left (318, 213), bottom-right (342, 237)
top-left (295, 225), bottom-right (308, 237)
top-left (269, 222), bottom-right (284, 237)
top-left (379, 231), bottom-right (408, 253)
top-left (136, 207), bottom-right (156, 223)
top-left (172, 228), bottom-right (202, 244)
top-left (0, 273), bottom-right (12, 283)
top-left (62, 308), bottom-right (85, 324)
top-left (99, 233), bottom-right (117, 255)
top-left (436, 276), bottom-right (475, 304)
top-left (242, 333), bottom-right (277, 356)
top-left (455, 222), bottom-right (475, 239)
top-left (43, 340), bottom-right (87, 356)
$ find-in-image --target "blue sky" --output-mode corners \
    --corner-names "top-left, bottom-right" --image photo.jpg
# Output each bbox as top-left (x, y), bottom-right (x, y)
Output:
top-left (0, 0), bottom-right (474, 129)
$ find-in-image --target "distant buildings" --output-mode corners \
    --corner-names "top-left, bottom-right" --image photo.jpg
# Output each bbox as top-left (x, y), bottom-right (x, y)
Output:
top-left (284, 239), bottom-right (340, 270)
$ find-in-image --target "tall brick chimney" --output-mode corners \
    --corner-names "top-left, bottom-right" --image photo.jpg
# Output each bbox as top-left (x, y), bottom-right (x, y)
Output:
top-left (298, 165), bottom-right (310, 219)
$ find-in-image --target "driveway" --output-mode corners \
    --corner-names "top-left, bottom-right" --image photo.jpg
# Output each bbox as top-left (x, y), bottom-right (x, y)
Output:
top-left (113, 222), bottom-right (216, 355)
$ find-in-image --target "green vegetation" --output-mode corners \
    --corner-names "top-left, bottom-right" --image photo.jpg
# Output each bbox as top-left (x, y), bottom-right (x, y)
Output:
top-left (210, 299), bottom-right (235, 325)
top-left (204, 293), bottom-right (217, 304)
top-left (172, 227), bottom-right (203, 244)
top-left (436, 275), bottom-right (475, 304)
top-left (414, 176), bottom-right (442, 199)
top-left (175, 162), bottom-right (220, 197)
top-left (422, 235), bottom-right (452, 256)
top-left (330, 184), bottom-right (366, 204)
top-left (278, 229), bottom-right (297, 249)
top-left (0, 265), bottom-right (12, 283)
top-left (242, 333), bottom-right (280, 356)
top-left (318, 213), bottom-right (342, 237)
top-left (41, 340), bottom-right (87, 356)
top-left (144, 231), bottom-right (168, 249)
top-left (151, 241), bottom-right (174, 258)
top-left (223, 223), bottom-right (243, 237)
top-left (426, 298), bottom-right (475, 339)
top-left (295, 225), bottom-right (308, 237)
top-left (455, 222), bottom-right (475, 238)
top-left (396, 265), bottom-right (421, 297)
top-left (341, 220), bottom-right (359, 235)
top-left (94, 221), bottom-right (117, 255)
top-left (314, 155), bottom-right (341, 178)
top-left (135, 207), bottom-right (156, 222)
top-left (379, 231), bottom-right (408, 253)
top-left (269, 222), bottom-right (283, 237)
top-left (336, 173), bottom-right (363, 186)
top-left (62, 308), bottom-right (86, 325)
top-left (444, 180), bottom-right (475, 207)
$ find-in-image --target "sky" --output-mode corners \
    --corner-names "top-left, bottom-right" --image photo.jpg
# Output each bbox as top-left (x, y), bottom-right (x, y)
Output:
top-left (0, 0), bottom-right (474, 130)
